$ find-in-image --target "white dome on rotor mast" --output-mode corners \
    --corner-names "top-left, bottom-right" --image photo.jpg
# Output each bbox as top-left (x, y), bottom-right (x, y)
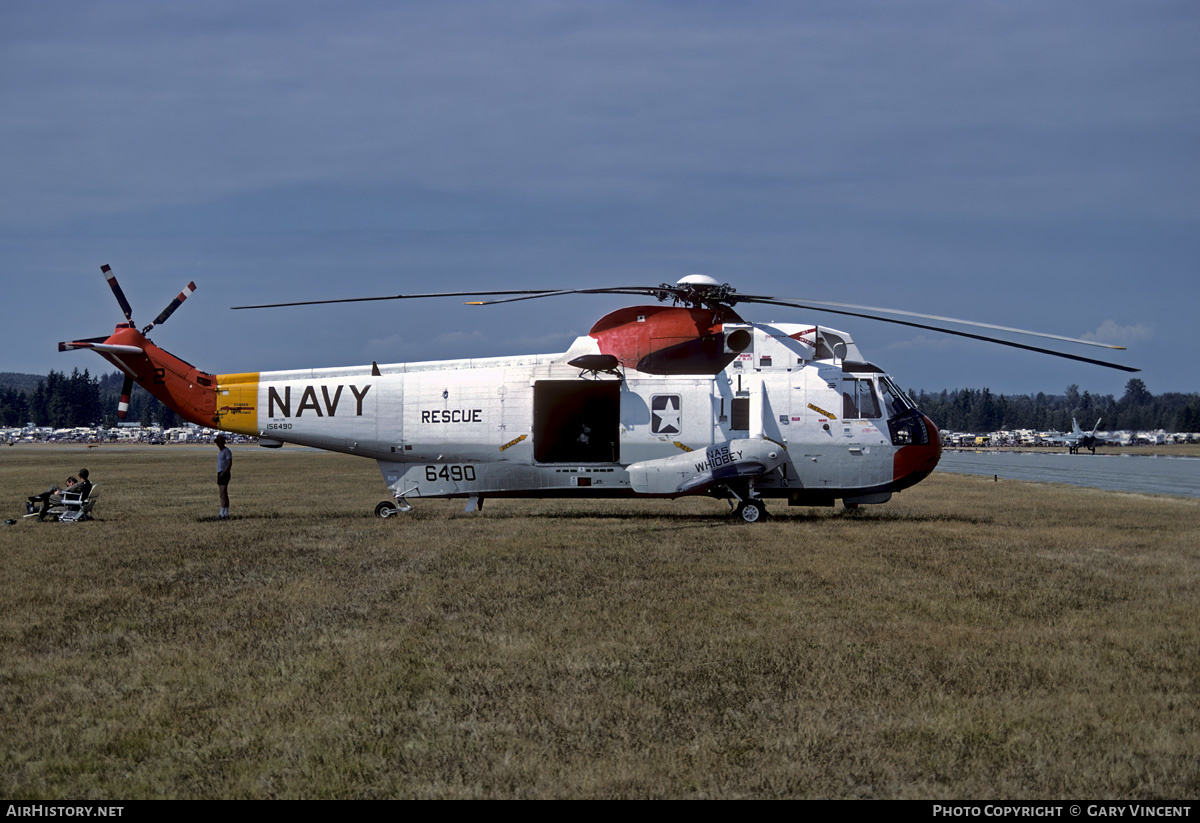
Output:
top-left (676, 274), bottom-right (723, 288)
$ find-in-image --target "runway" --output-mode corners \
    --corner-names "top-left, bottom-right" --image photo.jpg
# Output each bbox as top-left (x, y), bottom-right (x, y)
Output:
top-left (937, 450), bottom-right (1200, 498)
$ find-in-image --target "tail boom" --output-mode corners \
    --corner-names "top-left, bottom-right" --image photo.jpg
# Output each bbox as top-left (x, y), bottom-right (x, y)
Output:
top-left (71, 325), bottom-right (226, 429)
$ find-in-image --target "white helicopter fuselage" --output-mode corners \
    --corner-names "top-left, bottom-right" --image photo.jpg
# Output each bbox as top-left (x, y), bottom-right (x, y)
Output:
top-left (215, 321), bottom-right (941, 509)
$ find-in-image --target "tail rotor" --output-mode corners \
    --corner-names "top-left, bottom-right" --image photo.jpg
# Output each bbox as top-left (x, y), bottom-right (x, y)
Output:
top-left (97, 264), bottom-right (198, 334)
top-left (69, 265), bottom-right (201, 421)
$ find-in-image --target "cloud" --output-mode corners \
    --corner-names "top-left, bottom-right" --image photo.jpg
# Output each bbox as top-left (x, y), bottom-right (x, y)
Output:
top-left (1080, 320), bottom-right (1152, 346)
top-left (884, 334), bottom-right (960, 352)
top-left (363, 329), bottom-right (574, 362)
top-left (504, 331), bottom-right (577, 350)
top-left (433, 330), bottom-right (488, 347)
top-left (10, 1), bottom-right (1195, 233)
top-left (366, 333), bottom-right (404, 349)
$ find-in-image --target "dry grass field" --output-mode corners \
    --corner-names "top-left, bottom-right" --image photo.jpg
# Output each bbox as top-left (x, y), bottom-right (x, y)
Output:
top-left (2, 445), bottom-right (1197, 799)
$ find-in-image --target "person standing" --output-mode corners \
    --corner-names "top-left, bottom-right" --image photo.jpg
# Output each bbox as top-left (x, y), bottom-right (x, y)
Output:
top-left (215, 435), bottom-right (232, 520)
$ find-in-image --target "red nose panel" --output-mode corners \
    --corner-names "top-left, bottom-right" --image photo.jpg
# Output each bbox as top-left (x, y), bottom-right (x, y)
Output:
top-left (892, 414), bottom-right (942, 489)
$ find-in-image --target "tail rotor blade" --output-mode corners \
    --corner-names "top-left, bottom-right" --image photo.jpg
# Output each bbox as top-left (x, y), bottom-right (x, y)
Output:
top-left (143, 282), bottom-right (197, 333)
top-left (101, 264), bottom-right (135, 324)
top-left (116, 374), bottom-right (134, 421)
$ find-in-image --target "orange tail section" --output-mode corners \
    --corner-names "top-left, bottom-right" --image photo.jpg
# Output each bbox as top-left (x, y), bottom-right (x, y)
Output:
top-left (63, 324), bottom-right (262, 434)
top-left (88, 325), bottom-right (219, 427)
top-left (60, 265), bottom-right (262, 435)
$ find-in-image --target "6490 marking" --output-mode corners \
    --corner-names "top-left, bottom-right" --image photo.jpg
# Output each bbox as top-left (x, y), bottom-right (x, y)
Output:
top-left (425, 465), bottom-right (477, 483)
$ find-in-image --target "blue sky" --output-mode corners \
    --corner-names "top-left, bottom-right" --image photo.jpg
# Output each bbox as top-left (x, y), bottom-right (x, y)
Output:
top-left (3, 1), bottom-right (1196, 398)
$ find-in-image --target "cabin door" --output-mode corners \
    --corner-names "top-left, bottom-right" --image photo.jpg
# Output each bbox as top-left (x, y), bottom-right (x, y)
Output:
top-left (533, 380), bottom-right (621, 463)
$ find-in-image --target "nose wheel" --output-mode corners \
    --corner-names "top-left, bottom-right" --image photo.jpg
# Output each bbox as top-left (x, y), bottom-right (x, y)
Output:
top-left (720, 483), bottom-right (768, 523)
top-left (734, 498), bottom-right (767, 523)
top-left (375, 497), bottom-right (414, 518)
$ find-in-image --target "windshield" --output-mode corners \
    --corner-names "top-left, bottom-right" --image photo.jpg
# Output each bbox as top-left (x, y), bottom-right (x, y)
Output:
top-left (878, 375), bottom-right (916, 417)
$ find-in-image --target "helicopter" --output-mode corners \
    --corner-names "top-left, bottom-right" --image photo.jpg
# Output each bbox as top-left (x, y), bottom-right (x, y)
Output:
top-left (59, 268), bottom-right (1138, 522)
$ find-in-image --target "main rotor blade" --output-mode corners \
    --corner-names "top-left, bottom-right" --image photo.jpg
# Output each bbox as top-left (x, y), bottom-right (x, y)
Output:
top-left (101, 264), bottom-right (134, 323)
top-left (233, 285), bottom-right (699, 310)
top-left (142, 282), bottom-right (196, 333)
top-left (228, 280), bottom-right (1138, 371)
top-left (737, 295), bottom-right (1125, 351)
top-left (466, 287), bottom-right (674, 305)
top-left (750, 298), bottom-right (1139, 373)
top-left (231, 290), bottom-right (566, 309)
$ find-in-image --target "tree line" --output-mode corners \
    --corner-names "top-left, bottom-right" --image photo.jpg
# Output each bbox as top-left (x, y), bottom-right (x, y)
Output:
top-left (911, 380), bottom-right (1200, 434)
top-left (0, 369), bottom-right (176, 429)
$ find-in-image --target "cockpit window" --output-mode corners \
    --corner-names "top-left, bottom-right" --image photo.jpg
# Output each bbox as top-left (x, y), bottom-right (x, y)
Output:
top-left (878, 375), bottom-right (916, 418)
top-left (842, 378), bottom-right (882, 419)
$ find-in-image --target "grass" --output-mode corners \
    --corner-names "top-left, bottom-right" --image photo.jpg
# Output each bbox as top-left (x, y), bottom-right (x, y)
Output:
top-left (2, 445), bottom-right (1197, 798)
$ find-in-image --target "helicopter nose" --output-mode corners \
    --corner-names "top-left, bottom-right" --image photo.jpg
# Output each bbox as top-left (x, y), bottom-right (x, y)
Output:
top-left (892, 414), bottom-right (941, 490)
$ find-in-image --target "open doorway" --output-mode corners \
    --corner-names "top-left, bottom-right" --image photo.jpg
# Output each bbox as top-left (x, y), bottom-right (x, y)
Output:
top-left (533, 380), bottom-right (620, 463)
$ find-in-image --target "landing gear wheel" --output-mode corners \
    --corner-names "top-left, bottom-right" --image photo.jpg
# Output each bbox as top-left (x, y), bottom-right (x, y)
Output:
top-left (375, 500), bottom-right (398, 518)
top-left (736, 499), bottom-right (766, 523)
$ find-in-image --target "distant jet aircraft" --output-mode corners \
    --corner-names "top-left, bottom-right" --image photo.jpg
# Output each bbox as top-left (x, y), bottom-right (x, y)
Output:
top-left (1065, 417), bottom-right (1103, 454)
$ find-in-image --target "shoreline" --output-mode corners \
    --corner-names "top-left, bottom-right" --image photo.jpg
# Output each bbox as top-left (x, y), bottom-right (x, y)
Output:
top-left (942, 443), bottom-right (1200, 458)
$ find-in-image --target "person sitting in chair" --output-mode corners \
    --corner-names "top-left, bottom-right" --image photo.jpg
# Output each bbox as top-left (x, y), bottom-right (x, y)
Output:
top-left (72, 468), bottom-right (93, 501)
top-left (26, 468), bottom-right (91, 519)
top-left (27, 477), bottom-right (73, 516)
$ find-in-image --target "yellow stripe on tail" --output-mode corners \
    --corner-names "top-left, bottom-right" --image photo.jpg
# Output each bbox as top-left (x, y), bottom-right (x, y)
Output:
top-left (215, 372), bottom-right (260, 435)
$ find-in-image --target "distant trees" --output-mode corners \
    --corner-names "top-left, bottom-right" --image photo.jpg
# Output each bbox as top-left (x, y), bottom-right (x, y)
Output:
top-left (12, 369), bottom-right (102, 427)
top-left (912, 380), bottom-right (1200, 433)
top-left (0, 385), bottom-right (31, 427)
top-left (1177, 398), bottom-right (1200, 433)
top-left (1, 370), bottom-right (173, 428)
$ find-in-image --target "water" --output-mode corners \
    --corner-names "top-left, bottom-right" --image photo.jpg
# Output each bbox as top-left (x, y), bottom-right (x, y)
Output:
top-left (937, 450), bottom-right (1200, 498)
